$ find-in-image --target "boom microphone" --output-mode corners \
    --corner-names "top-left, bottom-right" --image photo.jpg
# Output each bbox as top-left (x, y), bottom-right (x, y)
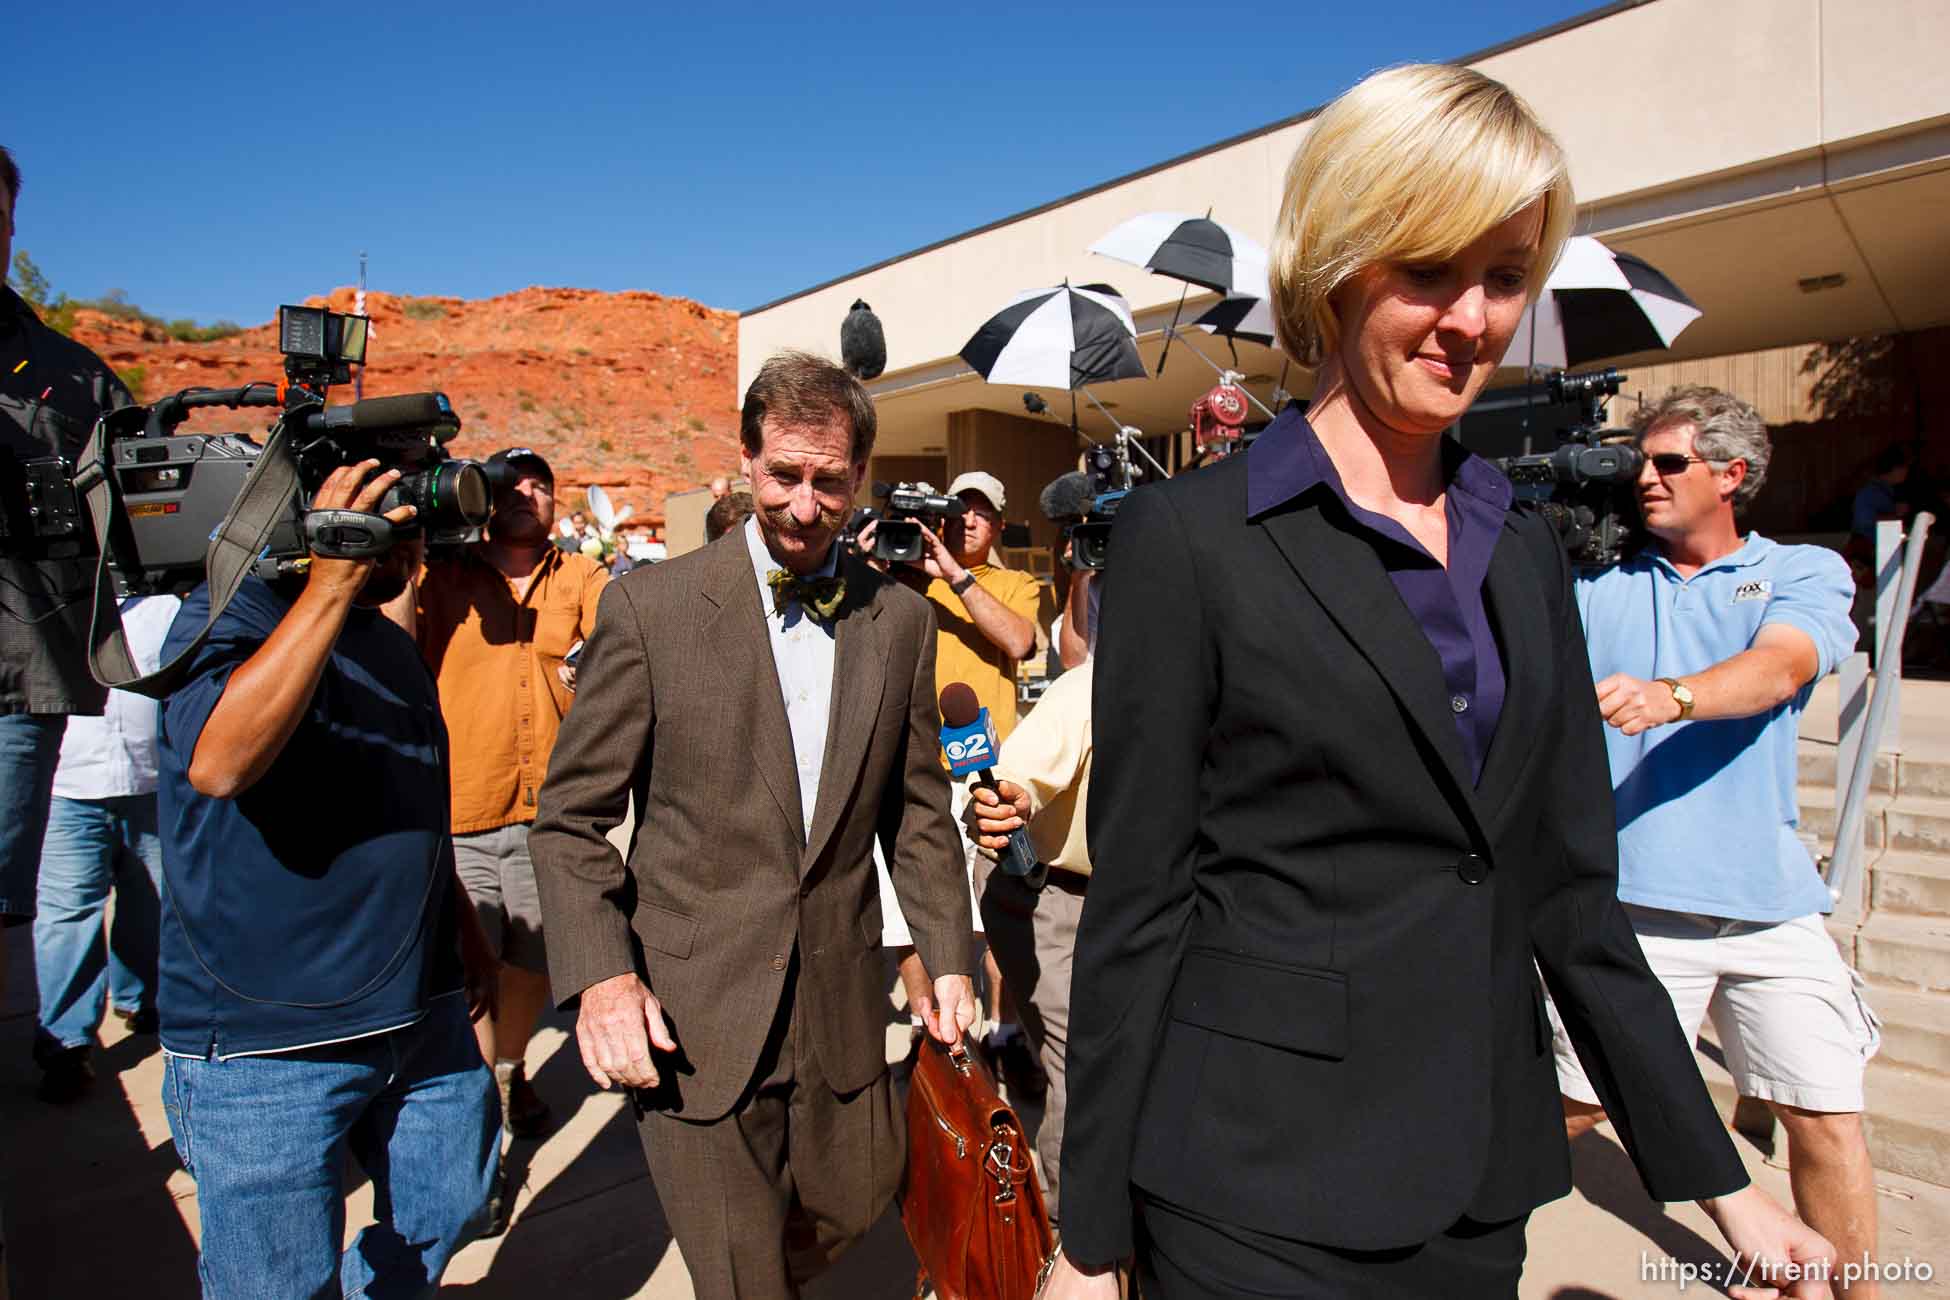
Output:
top-left (840, 299), bottom-right (886, 381)
top-left (939, 682), bottom-right (1045, 888)
top-left (1038, 471), bottom-right (1094, 523)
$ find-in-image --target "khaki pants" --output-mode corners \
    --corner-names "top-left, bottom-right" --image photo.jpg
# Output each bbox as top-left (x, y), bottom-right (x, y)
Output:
top-left (978, 865), bottom-right (1086, 1221)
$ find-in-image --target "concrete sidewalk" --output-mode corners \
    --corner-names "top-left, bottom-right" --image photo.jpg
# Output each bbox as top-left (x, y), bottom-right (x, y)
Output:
top-left (3, 936), bottom-right (1946, 1298)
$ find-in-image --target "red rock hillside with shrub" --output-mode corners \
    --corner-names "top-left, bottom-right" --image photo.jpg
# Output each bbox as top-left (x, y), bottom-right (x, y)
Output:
top-left (69, 286), bottom-right (740, 528)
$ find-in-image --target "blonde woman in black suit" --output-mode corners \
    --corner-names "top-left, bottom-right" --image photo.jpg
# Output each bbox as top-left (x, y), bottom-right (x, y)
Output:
top-left (1039, 64), bottom-right (1837, 1299)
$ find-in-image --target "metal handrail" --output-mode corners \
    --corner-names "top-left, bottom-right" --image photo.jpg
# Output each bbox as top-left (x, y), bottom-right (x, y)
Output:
top-left (1828, 511), bottom-right (1934, 913)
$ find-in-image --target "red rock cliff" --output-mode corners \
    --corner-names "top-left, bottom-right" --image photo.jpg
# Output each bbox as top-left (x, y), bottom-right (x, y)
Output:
top-left (70, 286), bottom-right (741, 527)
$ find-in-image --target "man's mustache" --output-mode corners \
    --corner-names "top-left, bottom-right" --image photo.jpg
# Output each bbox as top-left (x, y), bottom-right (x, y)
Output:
top-left (761, 501), bottom-right (849, 536)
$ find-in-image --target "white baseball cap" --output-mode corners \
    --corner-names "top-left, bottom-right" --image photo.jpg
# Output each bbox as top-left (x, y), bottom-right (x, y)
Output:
top-left (947, 471), bottom-right (1006, 512)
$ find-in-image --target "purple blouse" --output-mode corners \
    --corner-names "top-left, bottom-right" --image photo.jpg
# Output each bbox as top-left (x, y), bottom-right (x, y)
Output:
top-left (1246, 406), bottom-right (1511, 786)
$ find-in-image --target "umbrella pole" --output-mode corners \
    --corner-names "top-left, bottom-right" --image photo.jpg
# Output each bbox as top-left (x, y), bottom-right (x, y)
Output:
top-left (1155, 282), bottom-right (1190, 376)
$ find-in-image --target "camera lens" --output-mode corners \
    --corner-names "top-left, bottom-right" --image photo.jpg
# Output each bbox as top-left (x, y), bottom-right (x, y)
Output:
top-left (386, 460), bottom-right (490, 531)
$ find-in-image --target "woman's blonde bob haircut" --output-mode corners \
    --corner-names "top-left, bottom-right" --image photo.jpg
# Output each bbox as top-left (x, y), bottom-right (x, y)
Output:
top-left (1269, 64), bottom-right (1576, 366)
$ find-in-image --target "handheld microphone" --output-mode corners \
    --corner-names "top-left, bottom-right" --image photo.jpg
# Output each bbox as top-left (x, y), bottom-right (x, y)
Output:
top-left (939, 682), bottom-right (1045, 889)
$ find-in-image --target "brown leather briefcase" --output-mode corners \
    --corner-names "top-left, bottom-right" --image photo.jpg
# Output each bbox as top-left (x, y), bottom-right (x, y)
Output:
top-left (900, 1036), bottom-right (1056, 1300)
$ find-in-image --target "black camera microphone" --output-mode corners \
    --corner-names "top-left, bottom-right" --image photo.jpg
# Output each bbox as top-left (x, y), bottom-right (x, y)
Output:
top-left (841, 300), bottom-right (886, 381)
top-left (1039, 471), bottom-right (1095, 522)
top-left (307, 392), bottom-right (462, 441)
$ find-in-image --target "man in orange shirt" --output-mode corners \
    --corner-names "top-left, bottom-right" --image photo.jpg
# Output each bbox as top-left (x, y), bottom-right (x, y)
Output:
top-left (410, 448), bottom-right (607, 1142)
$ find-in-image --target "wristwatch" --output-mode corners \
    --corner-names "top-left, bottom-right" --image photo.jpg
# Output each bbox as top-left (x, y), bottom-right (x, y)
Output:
top-left (1657, 677), bottom-right (1695, 721)
top-left (950, 572), bottom-right (977, 596)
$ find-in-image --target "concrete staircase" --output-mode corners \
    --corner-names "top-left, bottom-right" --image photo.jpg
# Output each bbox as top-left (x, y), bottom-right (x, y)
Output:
top-left (1790, 739), bottom-right (1950, 1188)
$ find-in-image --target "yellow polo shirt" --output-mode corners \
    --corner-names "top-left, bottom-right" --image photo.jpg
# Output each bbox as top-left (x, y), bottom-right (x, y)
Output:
top-left (923, 564), bottom-right (1043, 741)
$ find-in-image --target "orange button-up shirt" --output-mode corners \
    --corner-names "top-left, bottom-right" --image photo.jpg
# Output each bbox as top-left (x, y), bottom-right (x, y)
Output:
top-left (416, 547), bottom-right (609, 834)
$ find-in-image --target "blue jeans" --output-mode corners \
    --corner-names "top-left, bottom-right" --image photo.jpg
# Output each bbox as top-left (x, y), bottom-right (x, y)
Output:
top-left (162, 994), bottom-right (500, 1299)
top-left (33, 793), bottom-right (164, 1060)
top-left (0, 713), bottom-right (67, 920)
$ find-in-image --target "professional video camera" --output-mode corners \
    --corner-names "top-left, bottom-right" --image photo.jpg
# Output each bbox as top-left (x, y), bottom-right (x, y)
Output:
top-left (869, 480), bottom-right (957, 564)
top-left (1495, 367), bottom-right (1641, 569)
top-left (0, 304), bottom-right (489, 596)
top-left (1068, 490), bottom-right (1127, 571)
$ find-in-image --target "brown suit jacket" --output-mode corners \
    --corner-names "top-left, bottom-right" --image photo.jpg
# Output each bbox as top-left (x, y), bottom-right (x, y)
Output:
top-left (530, 528), bottom-right (974, 1121)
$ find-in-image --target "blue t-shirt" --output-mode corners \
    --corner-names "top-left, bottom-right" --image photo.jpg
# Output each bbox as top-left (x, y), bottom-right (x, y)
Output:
top-left (1577, 535), bottom-right (1857, 922)
top-left (157, 577), bottom-right (461, 1059)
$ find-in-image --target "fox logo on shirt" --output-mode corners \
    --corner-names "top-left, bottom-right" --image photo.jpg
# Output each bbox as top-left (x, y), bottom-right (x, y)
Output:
top-left (1732, 580), bottom-right (1772, 603)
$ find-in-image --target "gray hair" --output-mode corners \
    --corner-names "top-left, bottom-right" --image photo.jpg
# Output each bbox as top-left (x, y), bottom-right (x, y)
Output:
top-left (1631, 384), bottom-right (1770, 512)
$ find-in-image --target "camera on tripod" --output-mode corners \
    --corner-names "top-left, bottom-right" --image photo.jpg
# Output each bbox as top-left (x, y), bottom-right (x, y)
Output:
top-left (0, 304), bottom-right (490, 597)
top-left (1495, 367), bottom-right (1642, 569)
top-left (869, 480), bottom-right (957, 564)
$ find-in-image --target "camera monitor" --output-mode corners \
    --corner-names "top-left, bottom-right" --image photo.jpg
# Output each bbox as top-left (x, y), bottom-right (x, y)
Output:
top-left (278, 305), bottom-right (370, 366)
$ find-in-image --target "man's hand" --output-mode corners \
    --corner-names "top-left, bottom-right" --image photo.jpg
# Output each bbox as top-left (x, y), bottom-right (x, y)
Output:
top-left (1596, 673), bottom-right (1684, 735)
top-left (900, 956), bottom-right (977, 1046)
top-left (926, 973), bottom-right (978, 1047)
top-left (557, 662), bottom-right (578, 692)
top-left (455, 894), bottom-right (500, 1024)
top-left (1037, 1252), bottom-right (1120, 1300)
top-left (307, 460), bottom-right (416, 598)
top-left (1701, 1185), bottom-right (1837, 1299)
top-left (575, 972), bottom-right (677, 1090)
top-left (965, 780), bottom-right (1033, 858)
top-left (913, 519), bottom-right (965, 585)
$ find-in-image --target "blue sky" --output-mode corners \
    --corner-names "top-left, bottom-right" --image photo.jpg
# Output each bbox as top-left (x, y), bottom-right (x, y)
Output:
top-left (11, 1), bottom-right (1596, 326)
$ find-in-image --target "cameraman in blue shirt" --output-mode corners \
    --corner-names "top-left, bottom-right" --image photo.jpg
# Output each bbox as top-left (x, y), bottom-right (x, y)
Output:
top-left (157, 460), bottom-right (499, 1298)
top-left (1558, 385), bottom-right (1881, 1296)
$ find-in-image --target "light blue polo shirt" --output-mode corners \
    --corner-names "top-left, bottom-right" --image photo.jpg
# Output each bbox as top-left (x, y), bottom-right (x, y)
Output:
top-left (1576, 534), bottom-right (1856, 922)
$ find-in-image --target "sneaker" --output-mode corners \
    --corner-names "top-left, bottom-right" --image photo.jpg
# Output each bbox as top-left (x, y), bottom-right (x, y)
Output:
top-left (114, 1006), bottom-right (159, 1035)
top-left (496, 1061), bottom-right (553, 1139)
top-left (984, 1031), bottom-right (1047, 1102)
top-left (37, 1047), bottom-right (95, 1105)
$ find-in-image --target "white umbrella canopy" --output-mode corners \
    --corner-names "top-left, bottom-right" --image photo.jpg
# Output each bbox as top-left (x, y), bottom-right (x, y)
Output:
top-left (1089, 211), bottom-right (1270, 296)
top-left (1508, 236), bottom-right (1703, 370)
top-left (959, 283), bottom-right (1147, 390)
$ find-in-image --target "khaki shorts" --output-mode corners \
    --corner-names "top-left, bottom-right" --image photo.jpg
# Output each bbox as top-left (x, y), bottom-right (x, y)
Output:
top-left (1549, 905), bottom-right (1881, 1113)
top-left (452, 823), bottom-right (548, 974)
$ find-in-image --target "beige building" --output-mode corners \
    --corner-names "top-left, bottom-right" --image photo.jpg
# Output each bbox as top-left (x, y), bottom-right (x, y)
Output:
top-left (738, 0), bottom-right (1950, 540)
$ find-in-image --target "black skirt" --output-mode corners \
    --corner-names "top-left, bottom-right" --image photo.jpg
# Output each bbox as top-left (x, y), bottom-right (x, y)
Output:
top-left (1135, 1188), bottom-right (1529, 1298)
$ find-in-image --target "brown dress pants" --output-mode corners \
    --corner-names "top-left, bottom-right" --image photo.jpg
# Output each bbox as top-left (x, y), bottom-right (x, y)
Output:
top-left (636, 958), bottom-right (904, 1300)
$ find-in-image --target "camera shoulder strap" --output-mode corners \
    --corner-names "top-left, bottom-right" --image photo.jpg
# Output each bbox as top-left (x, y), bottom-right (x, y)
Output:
top-left (75, 414), bottom-right (303, 699)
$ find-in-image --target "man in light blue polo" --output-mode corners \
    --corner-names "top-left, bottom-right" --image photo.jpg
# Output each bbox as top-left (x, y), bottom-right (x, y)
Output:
top-left (1554, 384), bottom-right (1882, 1297)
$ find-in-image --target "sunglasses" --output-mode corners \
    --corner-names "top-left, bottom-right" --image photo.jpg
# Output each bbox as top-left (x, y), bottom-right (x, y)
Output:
top-left (1647, 453), bottom-right (1717, 476)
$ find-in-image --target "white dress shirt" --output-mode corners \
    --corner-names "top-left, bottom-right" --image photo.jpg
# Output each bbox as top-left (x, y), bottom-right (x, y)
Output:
top-left (742, 516), bottom-right (838, 842)
top-left (52, 594), bottom-right (182, 800)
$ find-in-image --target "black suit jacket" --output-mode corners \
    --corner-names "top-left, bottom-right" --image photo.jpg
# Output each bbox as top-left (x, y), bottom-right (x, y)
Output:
top-left (1061, 452), bottom-right (1748, 1266)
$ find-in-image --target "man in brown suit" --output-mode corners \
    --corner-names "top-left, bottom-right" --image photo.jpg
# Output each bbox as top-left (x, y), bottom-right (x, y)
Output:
top-left (531, 351), bottom-right (976, 1298)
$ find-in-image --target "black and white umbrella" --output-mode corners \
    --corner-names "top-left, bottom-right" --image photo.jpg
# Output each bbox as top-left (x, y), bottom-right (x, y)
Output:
top-left (1193, 292), bottom-right (1278, 349)
top-left (1089, 211), bottom-right (1269, 295)
top-left (1509, 236), bottom-right (1702, 370)
top-left (1091, 210), bottom-right (1269, 376)
top-left (959, 283), bottom-right (1147, 390)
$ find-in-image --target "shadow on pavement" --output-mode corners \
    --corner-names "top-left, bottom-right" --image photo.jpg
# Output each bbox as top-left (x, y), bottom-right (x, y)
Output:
top-left (1568, 1130), bottom-right (1732, 1288)
top-left (0, 931), bottom-right (201, 1299)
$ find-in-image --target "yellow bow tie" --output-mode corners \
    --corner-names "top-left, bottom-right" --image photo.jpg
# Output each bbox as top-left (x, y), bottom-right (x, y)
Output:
top-left (766, 569), bottom-right (846, 623)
